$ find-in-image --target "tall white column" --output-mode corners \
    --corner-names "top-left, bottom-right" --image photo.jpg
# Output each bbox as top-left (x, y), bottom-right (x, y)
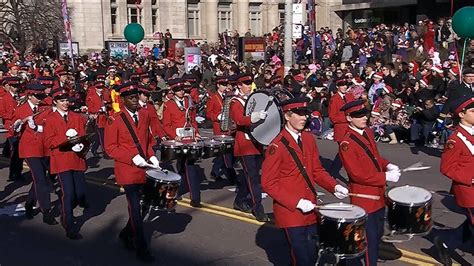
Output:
top-left (236, 0), bottom-right (249, 35)
top-left (284, 0), bottom-right (293, 73)
top-left (266, 0), bottom-right (279, 32)
top-left (205, 0), bottom-right (218, 42)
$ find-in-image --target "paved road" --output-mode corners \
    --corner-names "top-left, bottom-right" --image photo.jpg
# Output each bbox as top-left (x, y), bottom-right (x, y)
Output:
top-left (0, 129), bottom-right (473, 265)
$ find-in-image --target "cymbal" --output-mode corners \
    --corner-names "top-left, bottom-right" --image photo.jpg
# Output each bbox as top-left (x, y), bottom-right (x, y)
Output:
top-left (56, 133), bottom-right (96, 152)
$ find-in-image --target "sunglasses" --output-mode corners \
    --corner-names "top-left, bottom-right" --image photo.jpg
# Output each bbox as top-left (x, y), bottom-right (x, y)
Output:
top-left (242, 80), bottom-right (253, 86)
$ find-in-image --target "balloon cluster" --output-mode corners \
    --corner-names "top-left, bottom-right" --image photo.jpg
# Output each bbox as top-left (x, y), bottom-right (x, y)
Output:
top-left (124, 23), bottom-right (145, 44)
top-left (452, 7), bottom-right (474, 39)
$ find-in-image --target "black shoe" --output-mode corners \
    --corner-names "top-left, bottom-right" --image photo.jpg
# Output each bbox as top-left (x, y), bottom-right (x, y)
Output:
top-left (233, 202), bottom-right (252, 213)
top-left (254, 211), bottom-right (272, 223)
top-left (190, 201), bottom-right (202, 208)
top-left (43, 210), bottom-right (58, 225)
top-left (434, 236), bottom-right (452, 266)
top-left (119, 232), bottom-right (135, 251)
top-left (66, 230), bottom-right (83, 240)
top-left (136, 249), bottom-right (155, 263)
top-left (24, 202), bottom-right (34, 220)
top-left (78, 201), bottom-right (90, 209)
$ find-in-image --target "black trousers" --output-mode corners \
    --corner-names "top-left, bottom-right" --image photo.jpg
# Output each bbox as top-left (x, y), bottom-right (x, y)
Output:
top-left (57, 170), bottom-right (87, 232)
top-left (235, 155), bottom-right (264, 214)
top-left (121, 184), bottom-right (147, 251)
top-left (25, 157), bottom-right (52, 212)
top-left (283, 224), bottom-right (318, 266)
top-left (8, 137), bottom-right (23, 179)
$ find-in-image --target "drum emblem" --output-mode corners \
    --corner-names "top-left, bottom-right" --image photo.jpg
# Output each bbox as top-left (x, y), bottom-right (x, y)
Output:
top-left (248, 98), bottom-right (257, 114)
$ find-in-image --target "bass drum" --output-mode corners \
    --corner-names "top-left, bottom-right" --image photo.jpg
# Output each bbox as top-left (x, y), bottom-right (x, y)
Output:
top-left (244, 89), bottom-right (293, 146)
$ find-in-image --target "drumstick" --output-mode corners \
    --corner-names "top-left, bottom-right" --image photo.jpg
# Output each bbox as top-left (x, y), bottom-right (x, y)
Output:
top-left (313, 205), bottom-right (354, 209)
top-left (348, 193), bottom-right (380, 200)
top-left (402, 166), bottom-right (431, 172)
top-left (263, 96), bottom-right (274, 112)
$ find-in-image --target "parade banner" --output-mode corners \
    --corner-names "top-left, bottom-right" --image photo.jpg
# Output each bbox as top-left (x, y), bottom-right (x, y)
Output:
top-left (107, 41), bottom-right (130, 59)
top-left (184, 47), bottom-right (201, 73)
top-left (58, 42), bottom-right (79, 57)
top-left (61, 0), bottom-right (74, 67)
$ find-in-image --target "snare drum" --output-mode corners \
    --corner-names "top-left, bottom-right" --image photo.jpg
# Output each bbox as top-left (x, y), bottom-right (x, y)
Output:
top-left (143, 169), bottom-right (182, 210)
top-left (387, 185), bottom-right (433, 235)
top-left (213, 135), bottom-right (234, 154)
top-left (202, 139), bottom-right (223, 159)
top-left (160, 140), bottom-right (183, 161)
top-left (318, 203), bottom-right (367, 258)
top-left (182, 141), bottom-right (203, 161)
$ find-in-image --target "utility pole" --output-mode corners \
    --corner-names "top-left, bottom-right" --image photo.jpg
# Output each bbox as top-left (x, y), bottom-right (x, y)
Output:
top-left (284, 0), bottom-right (293, 74)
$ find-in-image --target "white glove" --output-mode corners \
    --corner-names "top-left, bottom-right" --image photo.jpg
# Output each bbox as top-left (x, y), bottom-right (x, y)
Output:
top-left (149, 156), bottom-right (160, 169)
top-left (217, 113), bottom-right (222, 121)
top-left (296, 198), bottom-right (315, 213)
top-left (386, 163), bottom-right (400, 172)
top-left (13, 119), bottom-right (23, 132)
top-left (250, 110), bottom-right (268, 123)
top-left (334, 184), bottom-right (349, 199)
top-left (386, 170), bottom-right (401, 182)
top-left (36, 125), bottom-right (43, 133)
top-left (100, 106), bottom-right (107, 112)
top-left (27, 116), bottom-right (36, 129)
top-left (66, 128), bottom-right (78, 138)
top-left (132, 154), bottom-right (148, 168)
top-left (72, 143), bottom-right (84, 152)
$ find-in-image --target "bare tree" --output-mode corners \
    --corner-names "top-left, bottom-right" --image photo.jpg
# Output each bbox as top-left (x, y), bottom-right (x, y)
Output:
top-left (0, 0), bottom-right (65, 54)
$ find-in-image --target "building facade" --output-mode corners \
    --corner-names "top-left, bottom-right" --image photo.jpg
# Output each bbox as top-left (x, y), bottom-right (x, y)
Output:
top-left (69, 0), bottom-right (455, 53)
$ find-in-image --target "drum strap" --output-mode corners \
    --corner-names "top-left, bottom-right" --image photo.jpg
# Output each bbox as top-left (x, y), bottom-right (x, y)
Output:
top-left (349, 134), bottom-right (382, 172)
top-left (120, 112), bottom-right (146, 158)
top-left (281, 137), bottom-right (319, 198)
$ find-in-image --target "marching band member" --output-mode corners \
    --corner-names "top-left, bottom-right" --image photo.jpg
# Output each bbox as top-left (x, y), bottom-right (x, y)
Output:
top-left (104, 81), bottom-right (158, 263)
top-left (85, 73), bottom-right (110, 157)
top-left (0, 77), bottom-right (24, 181)
top-left (44, 88), bottom-right (89, 239)
top-left (206, 76), bottom-right (237, 184)
top-left (12, 83), bottom-right (55, 224)
top-left (437, 96), bottom-right (474, 264)
top-left (261, 97), bottom-right (349, 266)
top-left (162, 78), bottom-right (202, 208)
top-left (229, 73), bottom-right (270, 221)
top-left (328, 79), bottom-right (355, 178)
top-left (339, 100), bottom-right (401, 265)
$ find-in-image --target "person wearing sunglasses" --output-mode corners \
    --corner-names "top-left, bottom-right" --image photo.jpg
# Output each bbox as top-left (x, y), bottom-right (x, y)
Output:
top-left (262, 97), bottom-right (349, 265)
top-left (229, 73), bottom-right (270, 221)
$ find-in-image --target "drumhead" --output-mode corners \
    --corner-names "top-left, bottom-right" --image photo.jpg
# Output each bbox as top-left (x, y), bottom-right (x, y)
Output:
top-left (213, 135), bottom-right (234, 143)
top-left (146, 169), bottom-right (182, 182)
top-left (161, 140), bottom-right (183, 147)
top-left (203, 139), bottom-right (221, 147)
top-left (183, 141), bottom-right (203, 148)
top-left (387, 185), bottom-right (432, 205)
top-left (245, 91), bottom-right (284, 146)
top-left (319, 203), bottom-right (366, 220)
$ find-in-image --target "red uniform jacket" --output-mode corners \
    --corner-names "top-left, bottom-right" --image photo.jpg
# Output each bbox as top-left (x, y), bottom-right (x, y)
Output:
top-left (44, 111), bottom-right (87, 174)
top-left (140, 102), bottom-right (165, 138)
top-left (14, 103), bottom-right (53, 158)
top-left (229, 96), bottom-right (260, 156)
top-left (162, 96), bottom-right (199, 139)
top-left (339, 127), bottom-right (389, 213)
top-left (206, 92), bottom-right (228, 135)
top-left (104, 108), bottom-right (154, 185)
top-left (328, 93), bottom-right (354, 142)
top-left (0, 91), bottom-right (17, 138)
top-left (440, 126), bottom-right (474, 208)
top-left (85, 88), bottom-right (109, 128)
top-left (262, 129), bottom-right (338, 228)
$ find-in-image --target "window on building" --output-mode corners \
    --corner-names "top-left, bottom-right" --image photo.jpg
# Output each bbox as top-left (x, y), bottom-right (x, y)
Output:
top-left (127, 0), bottom-right (142, 24)
top-left (249, 3), bottom-right (262, 36)
top-left (152, 8), bottom-right (158, 33)
top-left (187, 3), bottom-right (201, 37)
top-left (111, 7), bottom-right (117, 34)
top-left (218, 3), bottom-right (232, 33)
top-left (278, 3), bottom-right (285, 26)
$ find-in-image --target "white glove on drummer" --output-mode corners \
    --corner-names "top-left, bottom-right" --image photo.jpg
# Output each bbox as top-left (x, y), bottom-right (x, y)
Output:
top-left (27, 116), bottom-right (36, 129)
top-left (296, 199), bottom-right (315, 213)
top-left (217, 113), bottom-right (222, 121)
top-left (334, 184), bottom-right (349, 199)
top-left (386, 163), bottom-right (400, 172)
top-left (13, 119), bottom-right (23, 132)
top-left (250, 110), bottom-right (268, 123)
top-left (66, 128), bottom-right (78, 139)
top-left (149, 156), bottom-right (160, 169)
top-left (132, 154), bottom-right (148, 168)
top-left (385, 170), bottom-right (401, 182)
top-left (72, 143), bottom-right (84, 152)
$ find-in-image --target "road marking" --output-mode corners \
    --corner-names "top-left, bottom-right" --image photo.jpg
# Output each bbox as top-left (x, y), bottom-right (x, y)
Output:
top-left (0, 157), bottom-right (453, 264)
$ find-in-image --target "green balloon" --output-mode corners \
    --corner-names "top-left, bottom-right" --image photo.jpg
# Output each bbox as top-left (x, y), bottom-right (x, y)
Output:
top-left (452, 6), bottom-right (474, 38)
top-left (124, 23), bottom-right (145, 44)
